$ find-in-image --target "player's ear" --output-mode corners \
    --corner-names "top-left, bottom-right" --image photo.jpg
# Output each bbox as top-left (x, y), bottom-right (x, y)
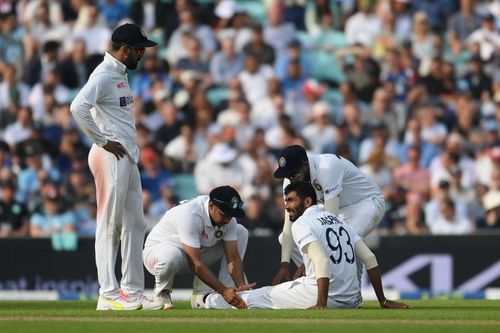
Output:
top-left (304, 196), bottom-right (313, 208)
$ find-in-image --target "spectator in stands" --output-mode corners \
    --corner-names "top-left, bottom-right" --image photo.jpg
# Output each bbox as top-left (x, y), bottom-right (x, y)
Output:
top-left (417, 104), bottom-right (448, 147)
top-left (29, 188), bottom-right (76, 238)
top-left (264, 2), bottom-right (296, 57)
top-left (128, 0), bottom-right (174, 38)
top-left (72, 3), bottom-right (112, 56)
top-left (238, 53), bottom-right (274, 106)
top-left (0, 11), bottom-right (24, 76)
top-left (274, 39), bottom-right (311, 81)
top-left (360, 147), bottom-right (395, 191)
top-left (359, 122), bottom-right (400, 165)
top-left (167, 6), bottom-right (216, 65)
top-left (28, 69), bottom-right (70, 123)
top-left (250, 77), bottom-right (283, 130)
top-left (59, 39), bottom-right (96, 89)
top-left (23, 40), bottom-right (60, 88)
top-left (466, 13), bottom-right (500, 62)
top-left (361, 87), bottom-right (399, 140)
top-left (26, 1), bottom-right (71, 47)
top-left (164, 123), bottom-right (207, 173)
top-left (463, 55), bottom-right (492, 102)
top-left (448, 0), bottom-right (482, 55)
top-left (243, 23), bottom-right (275, 65)
top-left (342, 46), bottom-right (380, 103)
top-left (0, 180), bottom-right (29, 237)
top-left (344, 0), bottom-right (381, 47)
top-left (372, 9), bottom-right (399, 60)
top-left (3, 106), bottom-right (34, 147)
top-left (97, 0), bottom-right (129, 29)
top-left (394, 145), bottom-right (431, 203)
top-left (175, 35), bottom-right (210, 78)
top-left (410, 11), bottom-right (437, 62)
top-left (338, 102), bottom-right (369, 164)
top-left (139, 146), bottom-right (175, 202)
top-left (194, 142), bottom-right (246, 194)
top-left (0, 63), bottom-right (30, 118)
top-left (428, 197), bottom-right (473, 235)
top-left (153, 99), bottom-right (183, 151)
top-left (301, 101), bottom-right (338, 154)
top-left (210, 31), bottom-right (245, 87)
top-left (479, 190), bottom-right (500, 229)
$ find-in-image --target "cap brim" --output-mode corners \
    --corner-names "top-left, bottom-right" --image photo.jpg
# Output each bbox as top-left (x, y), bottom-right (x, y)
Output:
top-left (273, 166), bottom-right (300, 179)
top-left (134, 39), bottom-right (157, 48)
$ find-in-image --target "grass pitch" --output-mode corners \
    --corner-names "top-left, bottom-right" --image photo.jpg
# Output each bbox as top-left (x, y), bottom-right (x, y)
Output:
top-left (0, 300), bottom-right (499, 333)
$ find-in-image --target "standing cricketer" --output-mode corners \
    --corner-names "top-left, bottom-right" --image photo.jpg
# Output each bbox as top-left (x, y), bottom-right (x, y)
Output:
top-left (70, 23), bottom-right (161, 310)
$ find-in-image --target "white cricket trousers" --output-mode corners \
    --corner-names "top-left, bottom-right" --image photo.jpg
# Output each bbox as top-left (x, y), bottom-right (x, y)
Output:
top-left (205, 276), bottom-right (362, 309)
top-left (88, 144), bottom-right (146, 298)
top-left (280, 195), bottom-right (385, 283)
top-left (143, 225), bottom-right (248, 297)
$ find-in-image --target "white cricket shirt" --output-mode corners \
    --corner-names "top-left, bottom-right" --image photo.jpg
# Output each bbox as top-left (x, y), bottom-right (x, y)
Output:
top-left (284, 153), bottom-right (382, 208)
top-left (291, 205), bottom-right (361, 302)
top-left (144, 195), bottom-right (238, 249)
top-left (70, 52), bottom-right (139, 163)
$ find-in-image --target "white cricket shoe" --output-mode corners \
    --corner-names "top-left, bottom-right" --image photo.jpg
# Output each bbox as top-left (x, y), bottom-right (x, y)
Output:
top-left (155, 290), bottom-right (174, 310)
top-left (96, 295), bottom-right (142, 311)
top-left (191, 293), bottom-right (208, 309)
top-left (137, 294), bottom-right (164, 310)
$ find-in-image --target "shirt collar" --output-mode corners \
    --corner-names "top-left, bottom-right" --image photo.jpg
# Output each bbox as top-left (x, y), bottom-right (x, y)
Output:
top-left (202, 196), bottom-right (213, 228)
top-left (302, 205), bottom-right (321, 217)
top-left (103, 52), bottom-right (127, 74)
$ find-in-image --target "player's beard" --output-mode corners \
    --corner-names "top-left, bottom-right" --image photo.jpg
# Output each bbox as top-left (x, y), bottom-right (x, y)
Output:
top-left (124, 52), bottom-right (139, 70)
top-left (288, 201), bottom-right (306, 222)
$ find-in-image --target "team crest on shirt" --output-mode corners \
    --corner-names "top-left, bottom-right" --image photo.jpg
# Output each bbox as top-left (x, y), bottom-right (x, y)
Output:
top-left (278, 157), bottom-right (286, 167)
top-left (215, 229), bottom-right (224, 239)
top-left (201, 231), bottom-right (208, 239)
top-left (313, 181), bottom-right (322, 192)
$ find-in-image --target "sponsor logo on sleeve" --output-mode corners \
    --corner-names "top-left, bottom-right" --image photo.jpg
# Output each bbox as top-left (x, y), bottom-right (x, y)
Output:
top-left (116, 82), bottom-right (126, 89)
top-left (297, 232), bottom-right (312, 246)
top-left (325, 185), bottom-right (339, 195)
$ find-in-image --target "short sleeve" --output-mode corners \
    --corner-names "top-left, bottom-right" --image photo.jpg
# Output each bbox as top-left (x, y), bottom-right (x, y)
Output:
top-left (176, 214), bottom-right (203, 248)
top-left (317, 155), bottom-right (344, 201)
top-left (292, 221), bottom-right (318, 252)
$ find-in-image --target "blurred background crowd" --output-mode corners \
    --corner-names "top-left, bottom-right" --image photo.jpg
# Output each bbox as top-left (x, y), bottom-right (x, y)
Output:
top-left (0, 0), bottom-right (499, 242)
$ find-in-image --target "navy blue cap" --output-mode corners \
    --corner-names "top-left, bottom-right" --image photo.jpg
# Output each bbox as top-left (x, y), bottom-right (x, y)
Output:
top-left (209, 186), bottom-right (246, 218)
top-left (273, 145), bottom-right (308, 179)
top-left (111, 23), bottom-right (157, 48)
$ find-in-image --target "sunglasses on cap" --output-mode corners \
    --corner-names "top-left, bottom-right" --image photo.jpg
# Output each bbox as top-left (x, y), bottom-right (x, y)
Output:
top-left (211, 198), bottom-right (244, 210)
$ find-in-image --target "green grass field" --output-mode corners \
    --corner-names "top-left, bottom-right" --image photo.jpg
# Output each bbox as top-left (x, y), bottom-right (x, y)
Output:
top-left (0, 300), bottom-right (499, 333)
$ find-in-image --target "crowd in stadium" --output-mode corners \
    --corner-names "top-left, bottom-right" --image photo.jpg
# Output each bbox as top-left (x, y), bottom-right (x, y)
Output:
top-left (0, 0), bottom-right (498, 241)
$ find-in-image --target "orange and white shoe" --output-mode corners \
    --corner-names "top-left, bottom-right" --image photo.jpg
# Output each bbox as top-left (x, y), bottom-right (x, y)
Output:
top-left (96, 294), bottom-right (142, 311)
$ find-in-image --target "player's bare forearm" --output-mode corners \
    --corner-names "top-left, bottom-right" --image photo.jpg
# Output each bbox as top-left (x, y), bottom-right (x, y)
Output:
top-left (190, 260), bottom-right (227, 294)
top-left (366, 266), bottom-right (409, 309)
top-left (311, 277), bottom-right (329, 309)
top-left (227, 258), bottom-right (246, 287)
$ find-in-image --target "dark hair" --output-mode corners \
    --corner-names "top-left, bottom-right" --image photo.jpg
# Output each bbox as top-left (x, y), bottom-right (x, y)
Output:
top-left (111, 42), bottom-right (123, 52)
top-left (284, 181), bottom-right (317, 205)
